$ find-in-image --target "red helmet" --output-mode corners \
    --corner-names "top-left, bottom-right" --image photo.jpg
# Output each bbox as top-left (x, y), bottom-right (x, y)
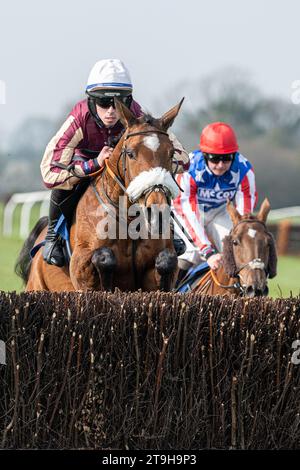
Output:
top-left (200, 122), bottom-right (239, 154)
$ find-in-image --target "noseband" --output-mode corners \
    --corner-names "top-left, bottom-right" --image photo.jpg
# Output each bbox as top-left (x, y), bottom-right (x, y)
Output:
top-left (88, 128), bottom-right (180, 233)
top-left (117, 129), bottom-right (180, 205)
top-left (67, 128), bottom-right (181, 209)
top-left (221, 219), bottom-right (270, 294)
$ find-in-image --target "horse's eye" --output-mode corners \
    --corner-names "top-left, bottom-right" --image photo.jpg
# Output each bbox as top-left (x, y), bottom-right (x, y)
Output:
top-left (126, 149), bottom-right (136, 159)
top-left (232, 239), bottom-right (239, 246)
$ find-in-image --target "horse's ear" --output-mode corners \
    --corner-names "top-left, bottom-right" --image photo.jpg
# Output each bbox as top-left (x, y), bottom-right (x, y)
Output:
top-left (158, 97), bottom-right (184, 131)
top-left (257, 198), bottom-right (271, 223)
top-left (114, 98), bottom-right (137, 128)
top-left (226, 199), bottom-right (242, 226)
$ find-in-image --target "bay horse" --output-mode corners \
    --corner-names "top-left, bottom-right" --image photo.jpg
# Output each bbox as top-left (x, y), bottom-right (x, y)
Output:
top-left (183, 198), bottom-right (278, 297)
top-left (16, 99), bottom-right (184, 292)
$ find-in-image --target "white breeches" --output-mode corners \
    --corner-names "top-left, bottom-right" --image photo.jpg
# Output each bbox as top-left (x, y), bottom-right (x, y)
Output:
top-left (176, 205), bottom-right (233, 268)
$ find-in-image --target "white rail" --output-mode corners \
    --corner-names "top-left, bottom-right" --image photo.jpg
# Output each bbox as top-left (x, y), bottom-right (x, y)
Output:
top-left (3, 191), bottom-right (50, 239)
top-left (268, 206), bottom-right (300, 221)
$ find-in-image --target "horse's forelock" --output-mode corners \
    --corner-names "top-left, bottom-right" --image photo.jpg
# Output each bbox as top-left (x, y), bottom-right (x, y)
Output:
top-left (141, 114), bottom-right (156, 126)
top-left (241, 214), bottom-right (256, 221)
top-left (136, 114), bottom-right (165, 133)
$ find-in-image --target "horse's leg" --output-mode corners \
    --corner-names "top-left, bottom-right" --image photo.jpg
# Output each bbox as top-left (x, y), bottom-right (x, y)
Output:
top-left (154, 249), bottom-right (178, 291)
top-left (26, 253), bottom-right (48, 291)
top-left (91, 247), bottom-right (117, 291)
top-left (69, 247), bottom-right (99, 290)
top-left (26, 251), bottom-right (75, 291)
top-left (140, 267), bottom-right (158, 291)
top-left (24, 225), bottom-right (74, 292)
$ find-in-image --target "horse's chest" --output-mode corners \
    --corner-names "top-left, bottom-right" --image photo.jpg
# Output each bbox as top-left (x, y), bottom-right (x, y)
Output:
top-left (113, 239), bottom-right (165, 270)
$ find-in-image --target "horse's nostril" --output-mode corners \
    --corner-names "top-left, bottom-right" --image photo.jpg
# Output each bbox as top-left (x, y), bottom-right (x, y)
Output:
top-left (263, 285), bottom-right (269, 296)
top-left (245, 285), bottom-right (267, 297)
top-left (245, 286), bottom-right (255, 297)
top-left (254, 288), bottom-right (264, 297)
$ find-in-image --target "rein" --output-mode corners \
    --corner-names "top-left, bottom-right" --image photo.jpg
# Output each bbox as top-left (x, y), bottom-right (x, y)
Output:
top-left (230, 219), bottom-right (269, 277)
top-left (208, 218), bottom-right (270, 294)
top-left (194, 269), bottom-right (241, 295)
top-left (118, 129), bottom-right (182, 203)
top-left (92, 128), bottom-right (179, 290)
top-left (210, 269), bottom-right (241, 290)
top-left (55, 128), bottom-right (182, 290)
top-left (198, 219), bottom-right (268, 294)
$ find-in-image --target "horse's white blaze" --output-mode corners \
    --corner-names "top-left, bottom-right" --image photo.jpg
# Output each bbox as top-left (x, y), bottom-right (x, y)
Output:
top-left (248, 228), bottom-right (257, 238)
top-left (143, 134), bottom-right (160, 152)
top-left (126, 167), bottom-right (179, 201)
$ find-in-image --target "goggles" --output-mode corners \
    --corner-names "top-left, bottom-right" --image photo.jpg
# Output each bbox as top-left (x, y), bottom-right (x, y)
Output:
top-left (206, 153), bottom-right (235, 164)
top-left (94, 94), bottom-right (132, 109)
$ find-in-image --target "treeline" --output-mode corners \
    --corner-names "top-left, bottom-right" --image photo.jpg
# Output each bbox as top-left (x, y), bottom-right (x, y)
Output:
top-left (0, 70), bottom-right (299, 208)
top-left (175, 70), bottom-right (300, 208)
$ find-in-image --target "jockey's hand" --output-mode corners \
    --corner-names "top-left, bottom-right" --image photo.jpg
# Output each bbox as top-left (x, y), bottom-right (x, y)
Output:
top-left (97, 146), bottom-right (114, 167)
top-left (207, 253), bottom-right (223, 271)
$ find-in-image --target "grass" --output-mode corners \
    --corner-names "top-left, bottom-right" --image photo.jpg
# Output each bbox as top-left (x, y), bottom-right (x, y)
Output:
top-left (0, 202), bottom-right (44, 292)
top-left (0, 202), bottom-right (299, 297)
top-left (0, 236), bottom-right (24, 292)
top-left (0, 233), bottom-right (299, 297)
top-left (268, 256), bottom-right (300, 298)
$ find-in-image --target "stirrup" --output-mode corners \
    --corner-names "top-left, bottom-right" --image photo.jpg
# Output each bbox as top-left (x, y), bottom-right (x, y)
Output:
top-left (43, 238), bottom-right (65, 267)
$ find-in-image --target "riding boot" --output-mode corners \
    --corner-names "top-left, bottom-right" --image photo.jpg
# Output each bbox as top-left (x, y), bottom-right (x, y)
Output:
top-left (43, 189), bottom-right (71, 267)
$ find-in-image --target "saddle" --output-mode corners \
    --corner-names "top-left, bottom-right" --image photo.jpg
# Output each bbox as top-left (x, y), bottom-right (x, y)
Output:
top-left (30, 179), bottom-right (90, 262)
top-left (175, 262), bottom-right (210, 293)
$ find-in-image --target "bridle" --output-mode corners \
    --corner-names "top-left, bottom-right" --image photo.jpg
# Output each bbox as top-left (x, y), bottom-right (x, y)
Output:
top-left (52, 127), bottom-right (182, 290)
top-left (210, 219), bottom-right (271, 295)
top-left (109, 128), bottom-right (181, 206)
top-left (64, 127), bottom-right (180, 221)
top-left (90, 128), bottom-right (181, 290)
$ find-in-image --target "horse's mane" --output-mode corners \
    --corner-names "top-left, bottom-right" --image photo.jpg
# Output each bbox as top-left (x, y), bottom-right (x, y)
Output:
top-left (141, 113), bottom-right (155, 124)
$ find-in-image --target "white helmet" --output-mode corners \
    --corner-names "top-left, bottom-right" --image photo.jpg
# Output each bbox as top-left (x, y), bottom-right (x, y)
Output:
top-left (86, 58), bottom-right (132, 93)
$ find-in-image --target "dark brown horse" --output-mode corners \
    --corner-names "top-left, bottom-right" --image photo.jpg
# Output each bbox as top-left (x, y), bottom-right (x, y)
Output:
top-left (187, 198), bottom-right (278, 297)
top-left (16, 99), bottom-right (184, 292)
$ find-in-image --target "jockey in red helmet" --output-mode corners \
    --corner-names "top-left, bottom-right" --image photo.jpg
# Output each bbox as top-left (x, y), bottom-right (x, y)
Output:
top-left (40, 59), bottom-right (189, 267)
top-left (173, 121), bottom-right (258, 275)
top-left (200, 121), bottom-right (239, 154)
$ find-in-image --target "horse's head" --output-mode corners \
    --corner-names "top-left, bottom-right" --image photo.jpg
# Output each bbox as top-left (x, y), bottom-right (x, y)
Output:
top-left (222, 198), bottom-right (277, 297)
top-left (113, 98), bottom-right (184, 208)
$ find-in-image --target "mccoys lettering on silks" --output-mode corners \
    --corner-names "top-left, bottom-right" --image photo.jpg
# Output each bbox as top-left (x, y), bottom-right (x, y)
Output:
top-left (186, 150), bottom-right (255, 212)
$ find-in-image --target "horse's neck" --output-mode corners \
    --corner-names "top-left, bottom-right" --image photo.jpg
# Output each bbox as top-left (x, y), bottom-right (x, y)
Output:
top-left (216, 265), bottom-right (234, 284)
top-left (95, 137), bottom-right (126, 202)
top-left (209, 265), bottom-right (239, 296)
top-left (106, 136), bottom-right (125, 176)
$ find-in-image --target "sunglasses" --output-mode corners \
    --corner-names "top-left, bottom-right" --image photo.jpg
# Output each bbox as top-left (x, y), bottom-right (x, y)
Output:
top-left (95, 94), bottom-right (132, 109)
top-left (206, 153), bottom-right (235, 164)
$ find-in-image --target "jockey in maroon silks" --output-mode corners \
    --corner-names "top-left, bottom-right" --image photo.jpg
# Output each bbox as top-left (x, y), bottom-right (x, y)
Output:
top-left (40, 59), bottom-right (189, 267)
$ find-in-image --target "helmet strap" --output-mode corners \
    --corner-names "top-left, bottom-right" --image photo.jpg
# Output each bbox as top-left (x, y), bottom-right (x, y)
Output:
top-left (87, 96), bottom-right (106, 129)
